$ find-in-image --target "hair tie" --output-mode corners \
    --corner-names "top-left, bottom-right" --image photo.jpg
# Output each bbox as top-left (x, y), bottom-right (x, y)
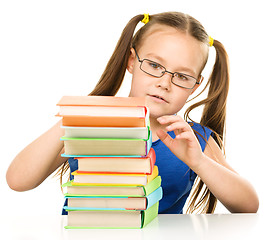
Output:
top-left (141, 14), bottom-right (149, 24)
top-left (209, 36), bottom-right (214, 47)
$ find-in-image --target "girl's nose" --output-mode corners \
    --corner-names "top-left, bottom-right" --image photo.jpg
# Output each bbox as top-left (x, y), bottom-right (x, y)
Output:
top-left (156, 72), bottom-right (172, 90)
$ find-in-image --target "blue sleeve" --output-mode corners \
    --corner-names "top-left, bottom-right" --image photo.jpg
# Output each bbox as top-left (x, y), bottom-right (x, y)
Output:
top-left (68, 157), bottom-right (78, 180)
top-left (189, 122), bottom-right (213, 152)
top-left (62, 157), bottom-right (78, 215)
top-left (189, 122), bottom-right (213, 180)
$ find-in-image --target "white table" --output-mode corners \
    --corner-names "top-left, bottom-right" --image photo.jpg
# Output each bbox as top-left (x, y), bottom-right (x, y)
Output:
top-left (0, 214), bottom-right (269, 240)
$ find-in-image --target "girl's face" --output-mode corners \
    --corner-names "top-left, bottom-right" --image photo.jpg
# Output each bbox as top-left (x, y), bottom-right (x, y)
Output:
top-left (127, 25), bottom-right (207, 119)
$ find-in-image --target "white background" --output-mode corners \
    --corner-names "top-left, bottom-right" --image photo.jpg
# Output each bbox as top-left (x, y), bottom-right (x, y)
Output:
top-left (0, 0), bottom-right (271, 216)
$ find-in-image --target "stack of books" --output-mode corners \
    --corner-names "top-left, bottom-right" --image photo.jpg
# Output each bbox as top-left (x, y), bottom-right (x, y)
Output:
top-left (57, 96), bottom-right (162, 229)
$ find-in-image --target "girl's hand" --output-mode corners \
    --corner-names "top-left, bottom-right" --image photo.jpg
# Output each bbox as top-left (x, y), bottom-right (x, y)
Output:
top-left (156, 115), bottom-right (204, 170)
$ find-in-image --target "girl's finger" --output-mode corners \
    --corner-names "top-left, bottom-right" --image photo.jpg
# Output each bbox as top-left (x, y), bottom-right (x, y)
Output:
top-left (156, 129), bottom-right (174, 148)
top-left (176, 131), bottom-right (193, 141)
top-left (165, 121), bottom-right (191, 133)
top-left (157, 115), bottom-right (184, 125)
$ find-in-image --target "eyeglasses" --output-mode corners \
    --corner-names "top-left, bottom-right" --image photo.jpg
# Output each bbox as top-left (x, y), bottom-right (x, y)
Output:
top-left (134, 48), bottom-right (201, 89)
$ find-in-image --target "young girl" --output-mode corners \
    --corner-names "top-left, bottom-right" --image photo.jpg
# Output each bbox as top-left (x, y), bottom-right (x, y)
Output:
top-left (6, 12), bottom-right (259, 214)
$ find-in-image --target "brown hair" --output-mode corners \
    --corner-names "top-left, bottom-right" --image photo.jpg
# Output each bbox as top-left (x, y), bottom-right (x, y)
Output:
top-left (57, 12), bottom-right (229, 213)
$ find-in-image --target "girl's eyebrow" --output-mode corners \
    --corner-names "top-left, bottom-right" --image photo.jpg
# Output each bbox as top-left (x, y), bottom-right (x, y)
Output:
top-left (145, 53), bottom-right (196, 76)
top-left (145, 53), bottom-right (165, 64)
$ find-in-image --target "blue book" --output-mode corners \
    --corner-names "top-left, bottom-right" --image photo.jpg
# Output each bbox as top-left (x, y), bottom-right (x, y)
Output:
top-left (64, 186), bottom-right (162, 211)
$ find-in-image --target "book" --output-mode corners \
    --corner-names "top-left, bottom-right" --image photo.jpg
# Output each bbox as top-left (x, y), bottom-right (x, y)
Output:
top-left (64, 187), bottom-right (162, 210)
top-left (71, 166), bottom-right (158, 186)
top-left (75, 148), bottom-right (156, 174)
top-left (61, 134), bottom-right (152, 157)
top-left (60, 115), bottom-right (149, 128)
top-left (61, 126), bottom-right (150, 139)
top-left (58, 106), bottom-right (146, 118)
top-left (63, 176), bottom-right (162, 197)
top-left (58, 96), bottom-right (161, 229)
top-left (57, 96), bottom-right (146, 107)
top-left (57, 96), bottom-right (149, 128)
top-left (64, 201), bottom-right (159, 229)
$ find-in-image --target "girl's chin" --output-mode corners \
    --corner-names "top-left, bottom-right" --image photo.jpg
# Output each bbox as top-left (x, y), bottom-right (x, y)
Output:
top-left (149, 110), bottom-right (171, 120)
top-left (145, 98), bottom-right (178, 119)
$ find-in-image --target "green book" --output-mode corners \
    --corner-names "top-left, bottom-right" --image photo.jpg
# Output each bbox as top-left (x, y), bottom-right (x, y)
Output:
top-left (64, 202), bottom-right (159, 229)
top-left (61, 134), bottom-right (152, 157)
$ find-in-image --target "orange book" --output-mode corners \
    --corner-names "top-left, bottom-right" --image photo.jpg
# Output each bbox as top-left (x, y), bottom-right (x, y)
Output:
top-left (60, 116), bottom-right (147, 128)
top-left (57, 96), bottom-right (146, 107)
top-left (57, 96), bottom-right (149, 127)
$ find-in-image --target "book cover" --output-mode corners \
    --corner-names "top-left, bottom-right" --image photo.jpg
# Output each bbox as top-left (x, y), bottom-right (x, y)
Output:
top-left (60, 115), bottom-right (148, 128)
top-left (58, 106), bottom-right (146, 118)
top-left (62, 125), bottom-right (150, 139)
top-left (63, 176), bottom-right (162, 197)
top-left (57, 96), bottom-right (146, 107)
top-left (71, 166), bottom-right (158, 186)
top-left (64, 187), bottom-right (162, 211)
top-left (57, 96), bottom-right (149, 128)
top-left (75, 147), bottom-right (156, 174)
top-left (64, 202), bottom-right (159, 229)
top-left (61, 133), bottom-right (152, 157)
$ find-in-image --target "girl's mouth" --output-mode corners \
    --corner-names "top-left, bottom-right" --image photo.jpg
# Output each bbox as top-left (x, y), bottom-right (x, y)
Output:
top-left (148, 94), bottom-right (169, 103)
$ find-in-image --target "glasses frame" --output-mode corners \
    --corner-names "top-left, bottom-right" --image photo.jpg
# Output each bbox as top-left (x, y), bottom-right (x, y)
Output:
top-left (133, 48), bottom-right (201, 90)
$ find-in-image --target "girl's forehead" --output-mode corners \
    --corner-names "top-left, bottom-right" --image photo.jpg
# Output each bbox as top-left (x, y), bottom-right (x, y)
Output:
top-left (139, 24), bottom-right (181, 45)
top-left (138, 24), bottom-right (205, 55)
top-left (145, 24), bottom-right (179, 34)
top-left (138, 26), bottom-right (207, 76)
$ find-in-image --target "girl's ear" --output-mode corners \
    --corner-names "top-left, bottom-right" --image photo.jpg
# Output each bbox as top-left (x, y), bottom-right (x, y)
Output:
top-left (127, 48), bottom-right (136, 74)
top-left (190, 75), bottom-right (204, 94)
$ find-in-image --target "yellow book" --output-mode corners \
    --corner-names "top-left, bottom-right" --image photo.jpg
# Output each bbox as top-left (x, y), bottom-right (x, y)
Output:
top-left (72, 166), bottom-right (159, 186)
top-left (62, 176), bottom-right (162, 197)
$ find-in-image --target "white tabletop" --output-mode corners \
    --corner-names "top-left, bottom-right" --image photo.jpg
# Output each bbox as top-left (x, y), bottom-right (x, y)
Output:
top-left (0, 214), bottom-right (269, 240)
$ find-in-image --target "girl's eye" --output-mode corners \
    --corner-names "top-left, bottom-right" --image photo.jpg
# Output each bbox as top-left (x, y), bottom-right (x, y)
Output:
top-left (175, 73), bottom-right (189, 81)
top-left (149, 62), bottom-right (162, 70)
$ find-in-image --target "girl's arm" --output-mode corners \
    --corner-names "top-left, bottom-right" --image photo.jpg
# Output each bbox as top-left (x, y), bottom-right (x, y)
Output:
top-left (157, 115), bottom-right (259, 213)
top-left (197, 137), bottom-right (259, 213)
top-left (6, 120), bottom-right (68, 191)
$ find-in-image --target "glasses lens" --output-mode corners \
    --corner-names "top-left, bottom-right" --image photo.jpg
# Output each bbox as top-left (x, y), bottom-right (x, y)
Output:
top-left (141, 60), bottom-right (164, 77)
top-left (172, 73), bottom-right (196, 89)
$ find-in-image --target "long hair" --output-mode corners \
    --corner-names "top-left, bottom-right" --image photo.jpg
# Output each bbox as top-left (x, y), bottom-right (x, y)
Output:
top-left (57, 12), bottom-right (229, 213)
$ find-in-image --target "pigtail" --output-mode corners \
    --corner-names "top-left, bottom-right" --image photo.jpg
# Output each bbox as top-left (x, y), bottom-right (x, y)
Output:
top-left (89, 14), bottom-right (144, 96)
top-left (185, 39), bottom-right (229, 214)
top-left (200, 40), bottom-right (229, 146)
top-left (185, 40), bottom-right (229, 147)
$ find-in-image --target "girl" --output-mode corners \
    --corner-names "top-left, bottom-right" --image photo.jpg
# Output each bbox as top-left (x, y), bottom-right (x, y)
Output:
top-left (6, 12), bottom-right (259, 214)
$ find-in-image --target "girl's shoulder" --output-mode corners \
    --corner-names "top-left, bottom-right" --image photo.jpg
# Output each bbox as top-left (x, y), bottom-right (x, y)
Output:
top-left (189, 122), bottom-right (213, 152)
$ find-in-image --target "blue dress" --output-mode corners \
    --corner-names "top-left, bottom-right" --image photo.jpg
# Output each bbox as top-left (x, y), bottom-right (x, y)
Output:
top-left (62, 122), bottom-right (213, 215)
